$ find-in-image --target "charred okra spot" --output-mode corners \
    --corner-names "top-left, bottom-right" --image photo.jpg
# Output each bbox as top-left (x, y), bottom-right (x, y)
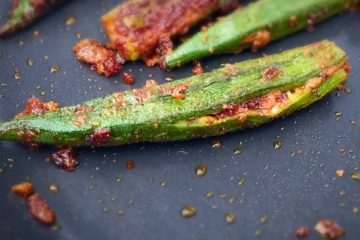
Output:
top-left (289, 15), bottom-right (297, 28)
top-left (222, 64), bottom-right (240, 76)
top-left (17, 128), bottom-right (41, 150)
top-left (15, 97), bottom-right (60, 119)
top-left (86, 128), bottom-right (112, 146)
top-left (306, 8), bottom-right (330, 32)
top-left (72, 113), bottom-right (89, 127)
top-left (74, 105), bottom-right (94, 113)
top-left (243, 30), bottom-right (271, 52)
top-left (262, 66), bottom-right (283, 80)
top-left (211, 91), bottom-right (288, 120)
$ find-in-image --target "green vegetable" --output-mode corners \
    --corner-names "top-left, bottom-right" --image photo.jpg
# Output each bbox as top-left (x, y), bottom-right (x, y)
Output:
top-left (0, 40), bottom-right (349, 147)
top-left (0, 0), bottom-right (70, 38)
top-left (166, 0), bottom-right (358, 68)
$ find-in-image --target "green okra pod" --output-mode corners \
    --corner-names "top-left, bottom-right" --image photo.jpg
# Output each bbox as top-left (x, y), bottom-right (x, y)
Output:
top-left (166, 0), bottom-right (358, 68)
top-left (0, 0), bottom-right (71, 38)
top-left (0, 40), bottom-right (350, 147)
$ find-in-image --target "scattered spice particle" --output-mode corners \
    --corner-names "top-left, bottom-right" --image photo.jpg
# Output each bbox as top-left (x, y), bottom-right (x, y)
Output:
top-left (339, 190), bottom-right (346, 196)
top-left (225, 212), bottom-right (236, 224)
top-left (51, 224), bottom-right (61, 231)
top-left (233, 146), bottom-right (242, 155)
top-left (335, 111), bottom-right (342, 120)
top-left (291, 149), bottom-right (303, 156)
top-left (351, 172), bottom-right (360, 181)
top-left (118, 209), bottom-right (125, 216)
top-left (28, 193), bottom-right (56, 225)
top-left (122, 72), bottom-right (135, 85)
top-left (49, 184), bottom-right (59, 193)
top-left (13, 68), bottom-right (22, 80)
top-left (295, 226), bottom-right (310, 238)
top-left (192, 61), bottom-right (204, 75)
top-left (195, 163), bottom-right (207, 177)
top-left (217, 193), bottom-right (225, 199)
top-left (51, 147), bottom-right (78, 172)
top-left (228, 196), bottom-right (236, 204)
top-left (338, 148), bottom-right (345, 154)
top-left (260, 214), bottom-right (268, 223)
top-left (66, 16), bottom-right (76, 25)
top-left (33, 30), bottom-right (40, 37)
top-left (27, 58), bottom-right (35, 66)
top-left (238, 178), bottom-right (246, 185)
top-left (11, 182), bottom-right (33, 198)
top-left (116, 176), bottom-right (123, 183)
top-left (206, 191), bottom-right (214, 198)
top-left (76, 32), bottom-right (82, 38)
top-left (273, 138), bottom-right (282, 149)
top-left (211, 139), bottom-right (222, 148)
top-left (126, 160), bottom-right (135, 170)
top-left (255, 229), bottom-right (262, 237)
top-left (353, 207), bottom-right (359, 214)
top-left (50, 64), bottom-right (61, 74)
top-left (181, 205), bottom-right (197, 218)
top-left (336, 169), bottom-right (345, 177)
top-left (315, 219), bottom-right (345, 240)
top-left (160, 180), bottom-right (167, 187)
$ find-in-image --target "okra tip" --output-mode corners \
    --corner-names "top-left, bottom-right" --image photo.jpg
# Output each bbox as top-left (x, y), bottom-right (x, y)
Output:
top-left (0, 24), bottom-right (11, 38)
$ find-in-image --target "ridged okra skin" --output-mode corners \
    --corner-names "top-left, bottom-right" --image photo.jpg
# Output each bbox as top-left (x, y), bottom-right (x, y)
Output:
top-left (0, 40), bottom-right (349, 147)
top-left (166, 0), bottom-right (358, 68)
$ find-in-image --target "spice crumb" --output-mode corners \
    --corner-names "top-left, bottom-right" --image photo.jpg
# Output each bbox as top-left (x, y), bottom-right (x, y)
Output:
top-left (211, 140), bottom-right (222, 148)
top-left (260, 214), bottom-right (268, 223)
top-left (160, 180), bottom-right (167, 187)
top-left (206, 191), bottom-right (214, 198)
top-left (255, 229), bottom-right (262, 236)
top-left (11, 182), bottom-right (33, 198)
top-left (49, 184), bottom-right (59, 193)
top-left (335, 169), bottom-right (345, 177)
top-left (273, 138), bottom-right (282, 149)
top-left (195, 163), bottom-right (207, 177)
top-left (351, 172), bottom-right (360, 181)
top-left (66, 16), bottom-right (76, 25)
top-left (126, 160), bottom-right (135, 170)
top-left (27, 58), bottom-right (35, 66)
top-left (14, 68), bottom-right (22, 80)
top-left (295, 226), bottom-right (309, 238)
top-left (225, 212), bottom-right (236, 224)
top-left (181, 205), bottom-right (197, 218)
top-left (315, 219), bottom-right (345, 240)
top-left (50, 64), bottom-right (61, 74)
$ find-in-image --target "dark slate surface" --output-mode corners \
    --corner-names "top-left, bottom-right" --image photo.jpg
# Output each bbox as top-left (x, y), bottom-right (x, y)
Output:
top-left (0, 1), bottom-right (359, 239)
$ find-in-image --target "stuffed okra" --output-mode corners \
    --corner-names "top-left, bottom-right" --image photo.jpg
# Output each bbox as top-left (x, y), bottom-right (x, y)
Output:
top-left (0, 0), bottom-right (71, 38)
top-left (0, 40), bottom-right (350, 147)
top-left (166, 0), bottom-right (358, 68)
top-left (73, 0), bottom-right (238, 76)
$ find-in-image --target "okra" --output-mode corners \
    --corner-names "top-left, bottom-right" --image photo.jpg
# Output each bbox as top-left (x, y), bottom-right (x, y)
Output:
top-left (0, 40), bottom-right (349, 147)
top-left (0, 0), bottom-right (70, 38)
top-left (101, 0), bottom-right (237, 66)
top-left (166, 0), bottom-right (358, 68)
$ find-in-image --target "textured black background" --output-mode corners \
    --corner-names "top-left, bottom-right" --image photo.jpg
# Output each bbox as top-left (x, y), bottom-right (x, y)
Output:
top-left (0, 1), bottom-right (359, 239)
